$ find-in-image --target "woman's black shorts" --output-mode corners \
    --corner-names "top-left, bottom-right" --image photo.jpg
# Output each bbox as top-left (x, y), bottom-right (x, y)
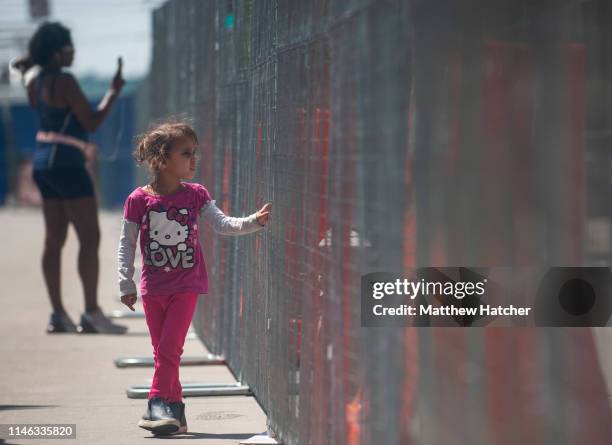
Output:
top-left (33, 167), bottom-right (95, 200)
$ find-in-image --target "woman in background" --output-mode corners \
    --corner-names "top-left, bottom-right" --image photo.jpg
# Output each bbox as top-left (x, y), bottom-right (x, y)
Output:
top-left (13, 21), bottom-right (127, 334)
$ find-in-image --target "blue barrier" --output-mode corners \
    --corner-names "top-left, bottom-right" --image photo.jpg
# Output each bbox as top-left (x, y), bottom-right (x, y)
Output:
top-left (10, 104), bottom-right (38, 157)
top-left (92, 94), bottom-right (136, 208)
top-left (0, 112), bottom-right (6, 205)
top-left (0, 93), bottom-right (137, 209)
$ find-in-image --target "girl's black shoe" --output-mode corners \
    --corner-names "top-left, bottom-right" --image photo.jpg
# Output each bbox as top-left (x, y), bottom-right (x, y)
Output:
top-left (169, 401), bottom-right (187, 434)
top-left (137, 397), bottom-right (180, 435)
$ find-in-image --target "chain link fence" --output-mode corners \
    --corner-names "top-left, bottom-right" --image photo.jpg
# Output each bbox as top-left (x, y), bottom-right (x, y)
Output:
top-left (142, 1), bottom-right (612, 443)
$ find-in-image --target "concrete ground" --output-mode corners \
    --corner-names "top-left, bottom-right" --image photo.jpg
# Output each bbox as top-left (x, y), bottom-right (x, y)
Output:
top-left (0, 207), bottom-right (267, 445)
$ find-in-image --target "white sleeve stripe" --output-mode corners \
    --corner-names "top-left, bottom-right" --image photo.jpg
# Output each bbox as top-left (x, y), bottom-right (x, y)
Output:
top-left (117, 219), bottom-right (139, 296)
top-left (199, 200), bottom-right (264, 236)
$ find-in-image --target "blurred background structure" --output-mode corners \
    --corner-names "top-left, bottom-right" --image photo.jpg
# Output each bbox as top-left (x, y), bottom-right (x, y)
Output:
top-left (2, 1), bottom-right (612, 444)
top-left (0, 0), bottom-right (163, 207)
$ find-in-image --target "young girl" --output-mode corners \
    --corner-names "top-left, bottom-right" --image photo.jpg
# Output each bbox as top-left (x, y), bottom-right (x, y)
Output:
top-left (117, 121), bottom-right (271, 435)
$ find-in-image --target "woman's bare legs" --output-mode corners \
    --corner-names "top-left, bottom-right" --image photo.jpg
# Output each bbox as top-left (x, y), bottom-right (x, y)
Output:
top-left (64, 196), bottom-right (100, 313)
top-left (41, 199), bottom-right (69, 313)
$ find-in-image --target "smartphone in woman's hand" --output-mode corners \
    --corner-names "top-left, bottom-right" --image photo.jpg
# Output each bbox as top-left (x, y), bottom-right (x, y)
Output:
top-left (112, 56), bottom-right (125, 92)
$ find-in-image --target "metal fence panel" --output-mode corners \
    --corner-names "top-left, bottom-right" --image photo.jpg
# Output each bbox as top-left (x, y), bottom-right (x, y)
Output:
top-left (143, 1), bottom-right (612, 444)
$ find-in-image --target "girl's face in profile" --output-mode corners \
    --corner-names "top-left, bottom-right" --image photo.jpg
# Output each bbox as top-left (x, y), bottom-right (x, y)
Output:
top-left (161, 137), bottom-right (199, 180)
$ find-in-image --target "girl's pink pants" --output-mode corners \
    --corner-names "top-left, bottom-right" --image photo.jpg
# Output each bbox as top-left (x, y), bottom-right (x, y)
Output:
top-left (142, 292), bottom-right (199, 402)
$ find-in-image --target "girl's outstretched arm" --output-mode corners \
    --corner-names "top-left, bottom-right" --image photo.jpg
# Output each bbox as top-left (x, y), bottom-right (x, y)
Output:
top-left (117, 219), bottom-right (139, 296)
top-left (200, 201), bottom-right (270, 236)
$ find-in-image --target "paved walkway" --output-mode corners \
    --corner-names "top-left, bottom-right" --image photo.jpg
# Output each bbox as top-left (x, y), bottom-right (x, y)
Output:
top-left (0, 207), bottom-right (267, 445)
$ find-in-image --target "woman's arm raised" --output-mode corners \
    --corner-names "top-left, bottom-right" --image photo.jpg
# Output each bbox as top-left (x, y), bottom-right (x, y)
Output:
top-left (61, 73), bottom-right (122, 132)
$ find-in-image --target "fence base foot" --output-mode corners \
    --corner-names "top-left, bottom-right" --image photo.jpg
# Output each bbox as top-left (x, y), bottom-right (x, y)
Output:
top-left (126, 383), bottom-right (251, 399)
top-left (115, 354), bottom-right (224, 368)
top-left (239, 434), bottom-right (282, 444)
top-left (109, 309), bottom-right (145, 319)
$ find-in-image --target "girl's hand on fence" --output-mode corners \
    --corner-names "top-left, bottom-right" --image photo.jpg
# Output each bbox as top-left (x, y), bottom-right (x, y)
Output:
top-left (255, 203), bottom-right (272, 226)
top-left (121, 293), bottom-right (137, 311)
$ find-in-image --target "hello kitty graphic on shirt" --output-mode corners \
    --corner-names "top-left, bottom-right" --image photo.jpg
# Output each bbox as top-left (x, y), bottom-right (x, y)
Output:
top-left (149, 208), bottom-right (190, 251)
top-left (144, 207), bottom-right (196, 271)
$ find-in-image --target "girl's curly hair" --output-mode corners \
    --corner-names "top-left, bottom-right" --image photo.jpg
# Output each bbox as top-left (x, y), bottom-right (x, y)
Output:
top-left (134, 121), bottom-right (198, 172)
top-left (28, 22), bottom-right (73, 66)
